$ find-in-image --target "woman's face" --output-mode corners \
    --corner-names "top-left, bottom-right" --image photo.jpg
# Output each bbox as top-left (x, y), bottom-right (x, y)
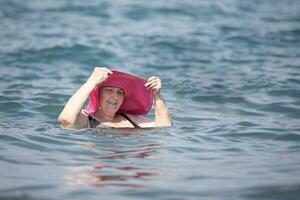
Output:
top-left (99, 86), bottom-right (124, 115)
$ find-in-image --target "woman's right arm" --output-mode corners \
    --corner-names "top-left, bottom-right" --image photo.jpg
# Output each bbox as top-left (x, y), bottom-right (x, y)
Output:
top-left (58, 67), bottom-right (112, 129)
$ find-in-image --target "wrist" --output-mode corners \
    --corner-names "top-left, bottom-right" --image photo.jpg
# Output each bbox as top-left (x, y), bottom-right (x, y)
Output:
top-left (154, 92), bottom-right (162, 100)
top-left (84, 81), bottom-right (97, 91)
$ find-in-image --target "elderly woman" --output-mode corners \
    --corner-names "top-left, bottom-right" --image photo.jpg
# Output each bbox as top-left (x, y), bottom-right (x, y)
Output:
top-left (58, 67), bottom-right (172, 129)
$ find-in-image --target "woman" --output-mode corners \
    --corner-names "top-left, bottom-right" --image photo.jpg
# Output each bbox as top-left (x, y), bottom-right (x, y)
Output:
top-left (58, 67), bottom-right (172, 129)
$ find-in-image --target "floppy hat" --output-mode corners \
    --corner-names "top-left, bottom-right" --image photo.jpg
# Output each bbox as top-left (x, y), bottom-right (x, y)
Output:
top-left (85, 70), bottom-right (153, 115)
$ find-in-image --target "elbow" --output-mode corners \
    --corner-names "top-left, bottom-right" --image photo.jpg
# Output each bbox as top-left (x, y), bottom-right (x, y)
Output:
top-left (156, 119), bottom-right (173, 127)
top-left (155, 122), bottom-right (172, 128)
top-left (155, 113), bottom-right (173, 127)
top-left (165, 120), bottom-right (173, 127)
top-left (164, 115), bottom-right (173, 127)
top-left (58, 115), bottom-right (72, 128)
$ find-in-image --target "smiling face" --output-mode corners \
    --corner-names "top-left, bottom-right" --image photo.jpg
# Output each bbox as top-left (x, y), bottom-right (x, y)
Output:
top-left (98, 86), bottom-right (125, 116)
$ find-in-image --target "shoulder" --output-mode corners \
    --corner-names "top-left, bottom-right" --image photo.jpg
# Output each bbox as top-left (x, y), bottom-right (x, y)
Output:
top-left (123, 113), bottom-right (145, 122)
top-left (124, 113), bottom-right (155, 128)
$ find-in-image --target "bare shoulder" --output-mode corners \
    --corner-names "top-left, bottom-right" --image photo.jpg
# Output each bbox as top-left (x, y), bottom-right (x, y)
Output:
top-left (125, 113), bottom-right (155, 128)
top-left (123, 113), bottom-right (146, 122)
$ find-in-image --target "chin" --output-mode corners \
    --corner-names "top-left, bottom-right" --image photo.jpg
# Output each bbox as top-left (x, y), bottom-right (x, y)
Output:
top-left (107, 107), bottom-right (121, 115)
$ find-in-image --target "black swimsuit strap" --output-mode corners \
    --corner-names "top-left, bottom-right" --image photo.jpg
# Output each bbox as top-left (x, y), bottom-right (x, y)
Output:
top-left (88, 115), bottom-right (101, 128)
top-left (88, 114), bottom-right (140, 128)
top-left (119, 113), bottom-right (141, 128)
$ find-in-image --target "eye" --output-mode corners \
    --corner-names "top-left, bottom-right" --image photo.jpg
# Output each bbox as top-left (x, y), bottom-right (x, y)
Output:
top-left (104, 88), bottom-right (113, 92)
top-left (117, 90), bottom-right (124, 96)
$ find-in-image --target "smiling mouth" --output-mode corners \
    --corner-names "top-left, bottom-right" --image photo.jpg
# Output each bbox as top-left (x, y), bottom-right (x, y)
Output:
top-left (108, 101), bottom-right (118, 105)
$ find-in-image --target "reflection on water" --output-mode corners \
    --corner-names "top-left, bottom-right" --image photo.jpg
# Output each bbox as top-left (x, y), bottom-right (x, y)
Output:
top-left (66, 165), bottom-right (157, 188)
top-left (65, 136), bottom-right (160, 189)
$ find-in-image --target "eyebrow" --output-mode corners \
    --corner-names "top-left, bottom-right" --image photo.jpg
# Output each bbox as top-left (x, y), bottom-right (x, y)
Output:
top-left (104, 87), bottom-right (124, 93)
top-left (117, 89), bottom-right (124, 93)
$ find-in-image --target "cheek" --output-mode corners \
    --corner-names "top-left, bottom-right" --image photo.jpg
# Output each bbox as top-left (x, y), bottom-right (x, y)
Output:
top-left (120, 96), bottom-right (124, 102)
top-left (98, 92), bottom-right (107, 106)
top-left (118, 95), bottom-right (124, 103)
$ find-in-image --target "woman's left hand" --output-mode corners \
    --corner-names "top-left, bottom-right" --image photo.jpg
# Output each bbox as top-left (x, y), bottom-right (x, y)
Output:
top-left (145, 76), bottom-right (161, 96)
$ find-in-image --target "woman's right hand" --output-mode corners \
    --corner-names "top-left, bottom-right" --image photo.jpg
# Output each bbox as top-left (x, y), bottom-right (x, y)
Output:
top-left (86, 67), bottom-right (113, 86)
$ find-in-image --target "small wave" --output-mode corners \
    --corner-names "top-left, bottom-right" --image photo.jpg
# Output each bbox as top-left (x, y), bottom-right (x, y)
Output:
top-left (192, 95), bottom-right (246, 104)
top-left (242, 183), bottom-right (300, 199)
top-left (274, 133), bottom-right (300, 142)
top-left (223, 131), bottom-right (278, 140)
top-left (267, 89), bottom-right (300, 99)
top-left (259, 103), bottom-right (300, 119)
top-left (0, 184), bottom-right (56, 194)
top-left (0, 101), bottom-right (24, 112)
top-left (3, 44), bottom-right (117, 66)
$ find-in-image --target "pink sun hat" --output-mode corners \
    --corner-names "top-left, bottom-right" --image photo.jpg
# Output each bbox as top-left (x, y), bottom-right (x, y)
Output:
top-left (85, 70), bottom-right (153, 116)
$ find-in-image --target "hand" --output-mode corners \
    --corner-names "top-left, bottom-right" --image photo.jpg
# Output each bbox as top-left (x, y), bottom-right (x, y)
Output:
top-left (86, 67), bottom-right (112, 86)
top-left (145, 76), bottom-right (161, 96)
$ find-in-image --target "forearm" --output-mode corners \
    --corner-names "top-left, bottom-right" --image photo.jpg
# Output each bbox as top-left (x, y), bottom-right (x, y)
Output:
top-left (154, 93), bottom-right (172, 127)
top-left (58, 81), bottom-right (95, 127)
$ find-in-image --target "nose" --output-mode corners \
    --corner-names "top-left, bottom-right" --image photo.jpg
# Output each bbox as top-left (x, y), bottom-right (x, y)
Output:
top-left (110, 91), bottom-right (119, 99)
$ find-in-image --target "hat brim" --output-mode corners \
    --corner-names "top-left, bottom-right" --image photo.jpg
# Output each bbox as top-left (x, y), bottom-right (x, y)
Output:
top-left (86, 70), bottom-right (153, 116)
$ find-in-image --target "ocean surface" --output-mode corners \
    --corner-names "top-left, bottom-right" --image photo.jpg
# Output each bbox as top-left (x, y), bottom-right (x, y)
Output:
top-left (1, 0), bottom-right (300, 199)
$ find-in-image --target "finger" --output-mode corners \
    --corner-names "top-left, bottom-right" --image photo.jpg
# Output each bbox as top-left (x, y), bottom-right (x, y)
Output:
top-left (147, 82), bottom-right (161, 89)
top-left (148, 86), bottom-right (161, 94)
top-left (148, 84), bottom-right (160, 90)
top-left (145, 81), bottom-right (152, 87)
top-left (145, 79), bottom-right (160, 87)
top-left (101, 68), bottom-right (113, 75)
top-left (105, 68), bottom-right (113, 74)
top-left (145, 81), bottom-right (157, 88)
top-left (146, 82), bottom-right (161, 91)
top-left (95, 67), bottom-right (113, 74)
top-left (147, 76), bottom-right (160, 82)
top-left (145, 80), bottom-right (155, 87)
top-left (147, 76), bottom-right (156, 82)
top-left (146, 78), bottom-right (161, 86)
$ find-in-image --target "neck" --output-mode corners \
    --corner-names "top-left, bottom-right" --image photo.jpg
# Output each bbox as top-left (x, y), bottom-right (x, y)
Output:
top-left (95, 109), bottom-right (116, 122)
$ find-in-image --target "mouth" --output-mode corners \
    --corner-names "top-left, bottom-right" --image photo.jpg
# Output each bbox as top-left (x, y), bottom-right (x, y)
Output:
top-left (107, 101), bottom-right (118, 106)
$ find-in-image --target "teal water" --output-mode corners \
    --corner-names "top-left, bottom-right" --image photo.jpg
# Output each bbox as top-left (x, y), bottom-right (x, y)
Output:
top-left (1, 0), bottom-right (300, 199)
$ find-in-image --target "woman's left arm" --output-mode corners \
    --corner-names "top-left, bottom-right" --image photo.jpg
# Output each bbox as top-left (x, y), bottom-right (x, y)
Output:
top-left (145, 76), bottom-right (172, 127)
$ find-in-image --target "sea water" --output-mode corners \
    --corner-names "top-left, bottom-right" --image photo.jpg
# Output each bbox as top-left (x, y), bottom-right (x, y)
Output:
top-left (1, 0), bottom-right (300, 199)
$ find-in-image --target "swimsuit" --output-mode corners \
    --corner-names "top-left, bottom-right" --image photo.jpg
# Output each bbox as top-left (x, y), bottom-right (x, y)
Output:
top-left (88, 113), bottom-right (141, 128)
